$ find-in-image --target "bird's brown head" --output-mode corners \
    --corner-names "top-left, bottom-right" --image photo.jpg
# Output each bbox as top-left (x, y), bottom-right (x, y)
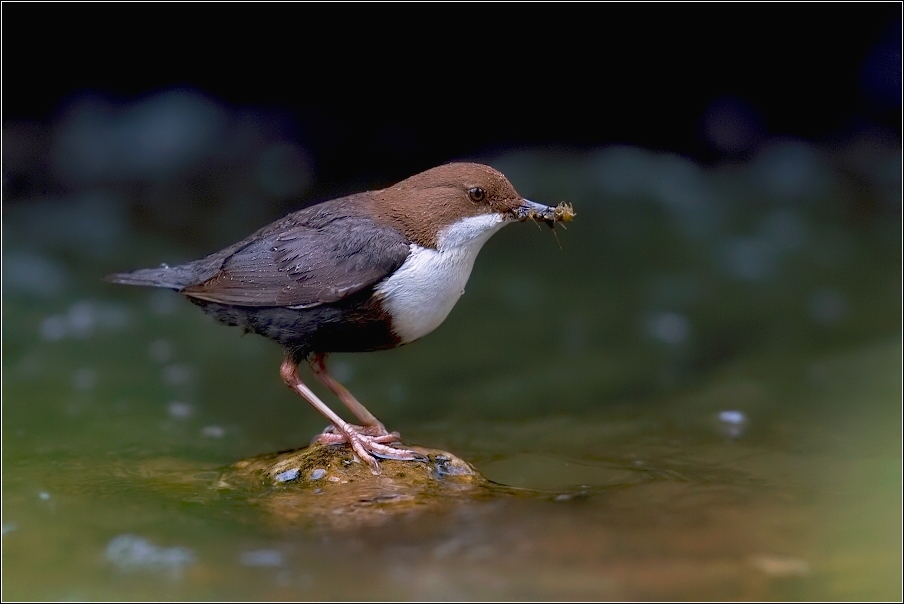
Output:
top-left (373, 162), bottom-right (563, 250)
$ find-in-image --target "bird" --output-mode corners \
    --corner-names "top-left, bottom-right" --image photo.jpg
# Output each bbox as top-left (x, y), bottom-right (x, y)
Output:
top-left (106, 162), bottom-right (573, 472)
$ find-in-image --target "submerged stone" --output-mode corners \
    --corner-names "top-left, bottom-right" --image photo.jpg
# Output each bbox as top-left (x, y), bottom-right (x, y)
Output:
top-left (105, 534), bottom-right (195, 575)
top-left (274, 468), bottom-right (300, 483)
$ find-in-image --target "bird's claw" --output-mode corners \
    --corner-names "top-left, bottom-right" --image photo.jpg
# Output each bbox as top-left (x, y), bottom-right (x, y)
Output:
top-left (315, 423), bottom-right (402, 442)
top-left (311, 424), bottom-right (426, 472)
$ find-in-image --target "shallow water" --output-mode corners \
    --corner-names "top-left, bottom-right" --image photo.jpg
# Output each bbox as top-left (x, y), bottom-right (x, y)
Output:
top-left (3, 142), bottom-right (901, 600)
top-left (3, 342), bottom-right (899, 600)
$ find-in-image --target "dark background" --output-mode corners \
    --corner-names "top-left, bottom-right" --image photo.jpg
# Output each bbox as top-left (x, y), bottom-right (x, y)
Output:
top-left (2, 3), bottom-right (900, 201)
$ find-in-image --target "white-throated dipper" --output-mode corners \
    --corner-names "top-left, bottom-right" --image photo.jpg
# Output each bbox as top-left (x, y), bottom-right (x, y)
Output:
top-left (106, 163), bottom-right (574, 471)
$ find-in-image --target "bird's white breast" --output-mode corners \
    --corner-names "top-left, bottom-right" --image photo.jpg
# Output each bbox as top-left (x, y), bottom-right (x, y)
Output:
top-left (375, 213), bottom-right (509, 344)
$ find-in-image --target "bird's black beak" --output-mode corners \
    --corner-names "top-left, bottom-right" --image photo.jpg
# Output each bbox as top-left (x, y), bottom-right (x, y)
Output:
top-left (513, 199), bottom-right (576, 225)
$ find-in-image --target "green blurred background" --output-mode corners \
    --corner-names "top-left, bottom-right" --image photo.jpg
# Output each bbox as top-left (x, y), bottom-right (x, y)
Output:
top-left (3, 4), bottom-right (900, 601)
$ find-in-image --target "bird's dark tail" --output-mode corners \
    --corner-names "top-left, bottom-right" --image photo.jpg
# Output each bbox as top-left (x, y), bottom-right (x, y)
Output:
top-left (103, 266), bottom-right (193, 290)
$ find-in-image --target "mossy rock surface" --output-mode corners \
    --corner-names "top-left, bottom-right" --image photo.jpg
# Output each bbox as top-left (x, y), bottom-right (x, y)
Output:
top-left (217, 443), bottom-right (507, 528)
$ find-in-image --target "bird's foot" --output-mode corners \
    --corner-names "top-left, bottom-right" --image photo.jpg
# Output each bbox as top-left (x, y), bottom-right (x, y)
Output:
top-left (314, 423), bottom-right (403, 442)
top-left (318, 423), bottom-right (401, 440)
top-left (311, 424), bottom-right (427, 472)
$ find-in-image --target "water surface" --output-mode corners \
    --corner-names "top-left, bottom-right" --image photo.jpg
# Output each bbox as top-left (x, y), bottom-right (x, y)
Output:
top-left (3, 144), bottom-right (900, 600)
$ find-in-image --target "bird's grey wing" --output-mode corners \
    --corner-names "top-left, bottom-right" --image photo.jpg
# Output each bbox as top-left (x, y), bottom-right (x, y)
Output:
top-left (181, 216), bottom-right (411, 307)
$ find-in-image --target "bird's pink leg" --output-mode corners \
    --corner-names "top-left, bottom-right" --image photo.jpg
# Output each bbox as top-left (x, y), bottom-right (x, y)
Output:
top-left (309, 353), bottom-right (397, 440)
top-left (279, 357), bottom-right (422, 472)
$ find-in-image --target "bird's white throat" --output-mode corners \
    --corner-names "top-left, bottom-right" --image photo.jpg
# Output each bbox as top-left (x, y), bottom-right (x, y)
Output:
top-left (375, 212), bottom-right (510, 343)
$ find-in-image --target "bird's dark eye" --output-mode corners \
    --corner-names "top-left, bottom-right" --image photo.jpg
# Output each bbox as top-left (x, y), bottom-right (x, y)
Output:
top-left (468, 187), bottom-right (486, 203)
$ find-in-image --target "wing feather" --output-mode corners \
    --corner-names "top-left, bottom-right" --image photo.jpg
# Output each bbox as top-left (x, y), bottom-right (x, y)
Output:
top-left (182, 213), bottom-right (410, 307)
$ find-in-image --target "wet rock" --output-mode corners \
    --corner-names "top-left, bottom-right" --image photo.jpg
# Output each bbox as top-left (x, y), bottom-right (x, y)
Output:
top-left (217, 443), bottom-right (496, 528)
